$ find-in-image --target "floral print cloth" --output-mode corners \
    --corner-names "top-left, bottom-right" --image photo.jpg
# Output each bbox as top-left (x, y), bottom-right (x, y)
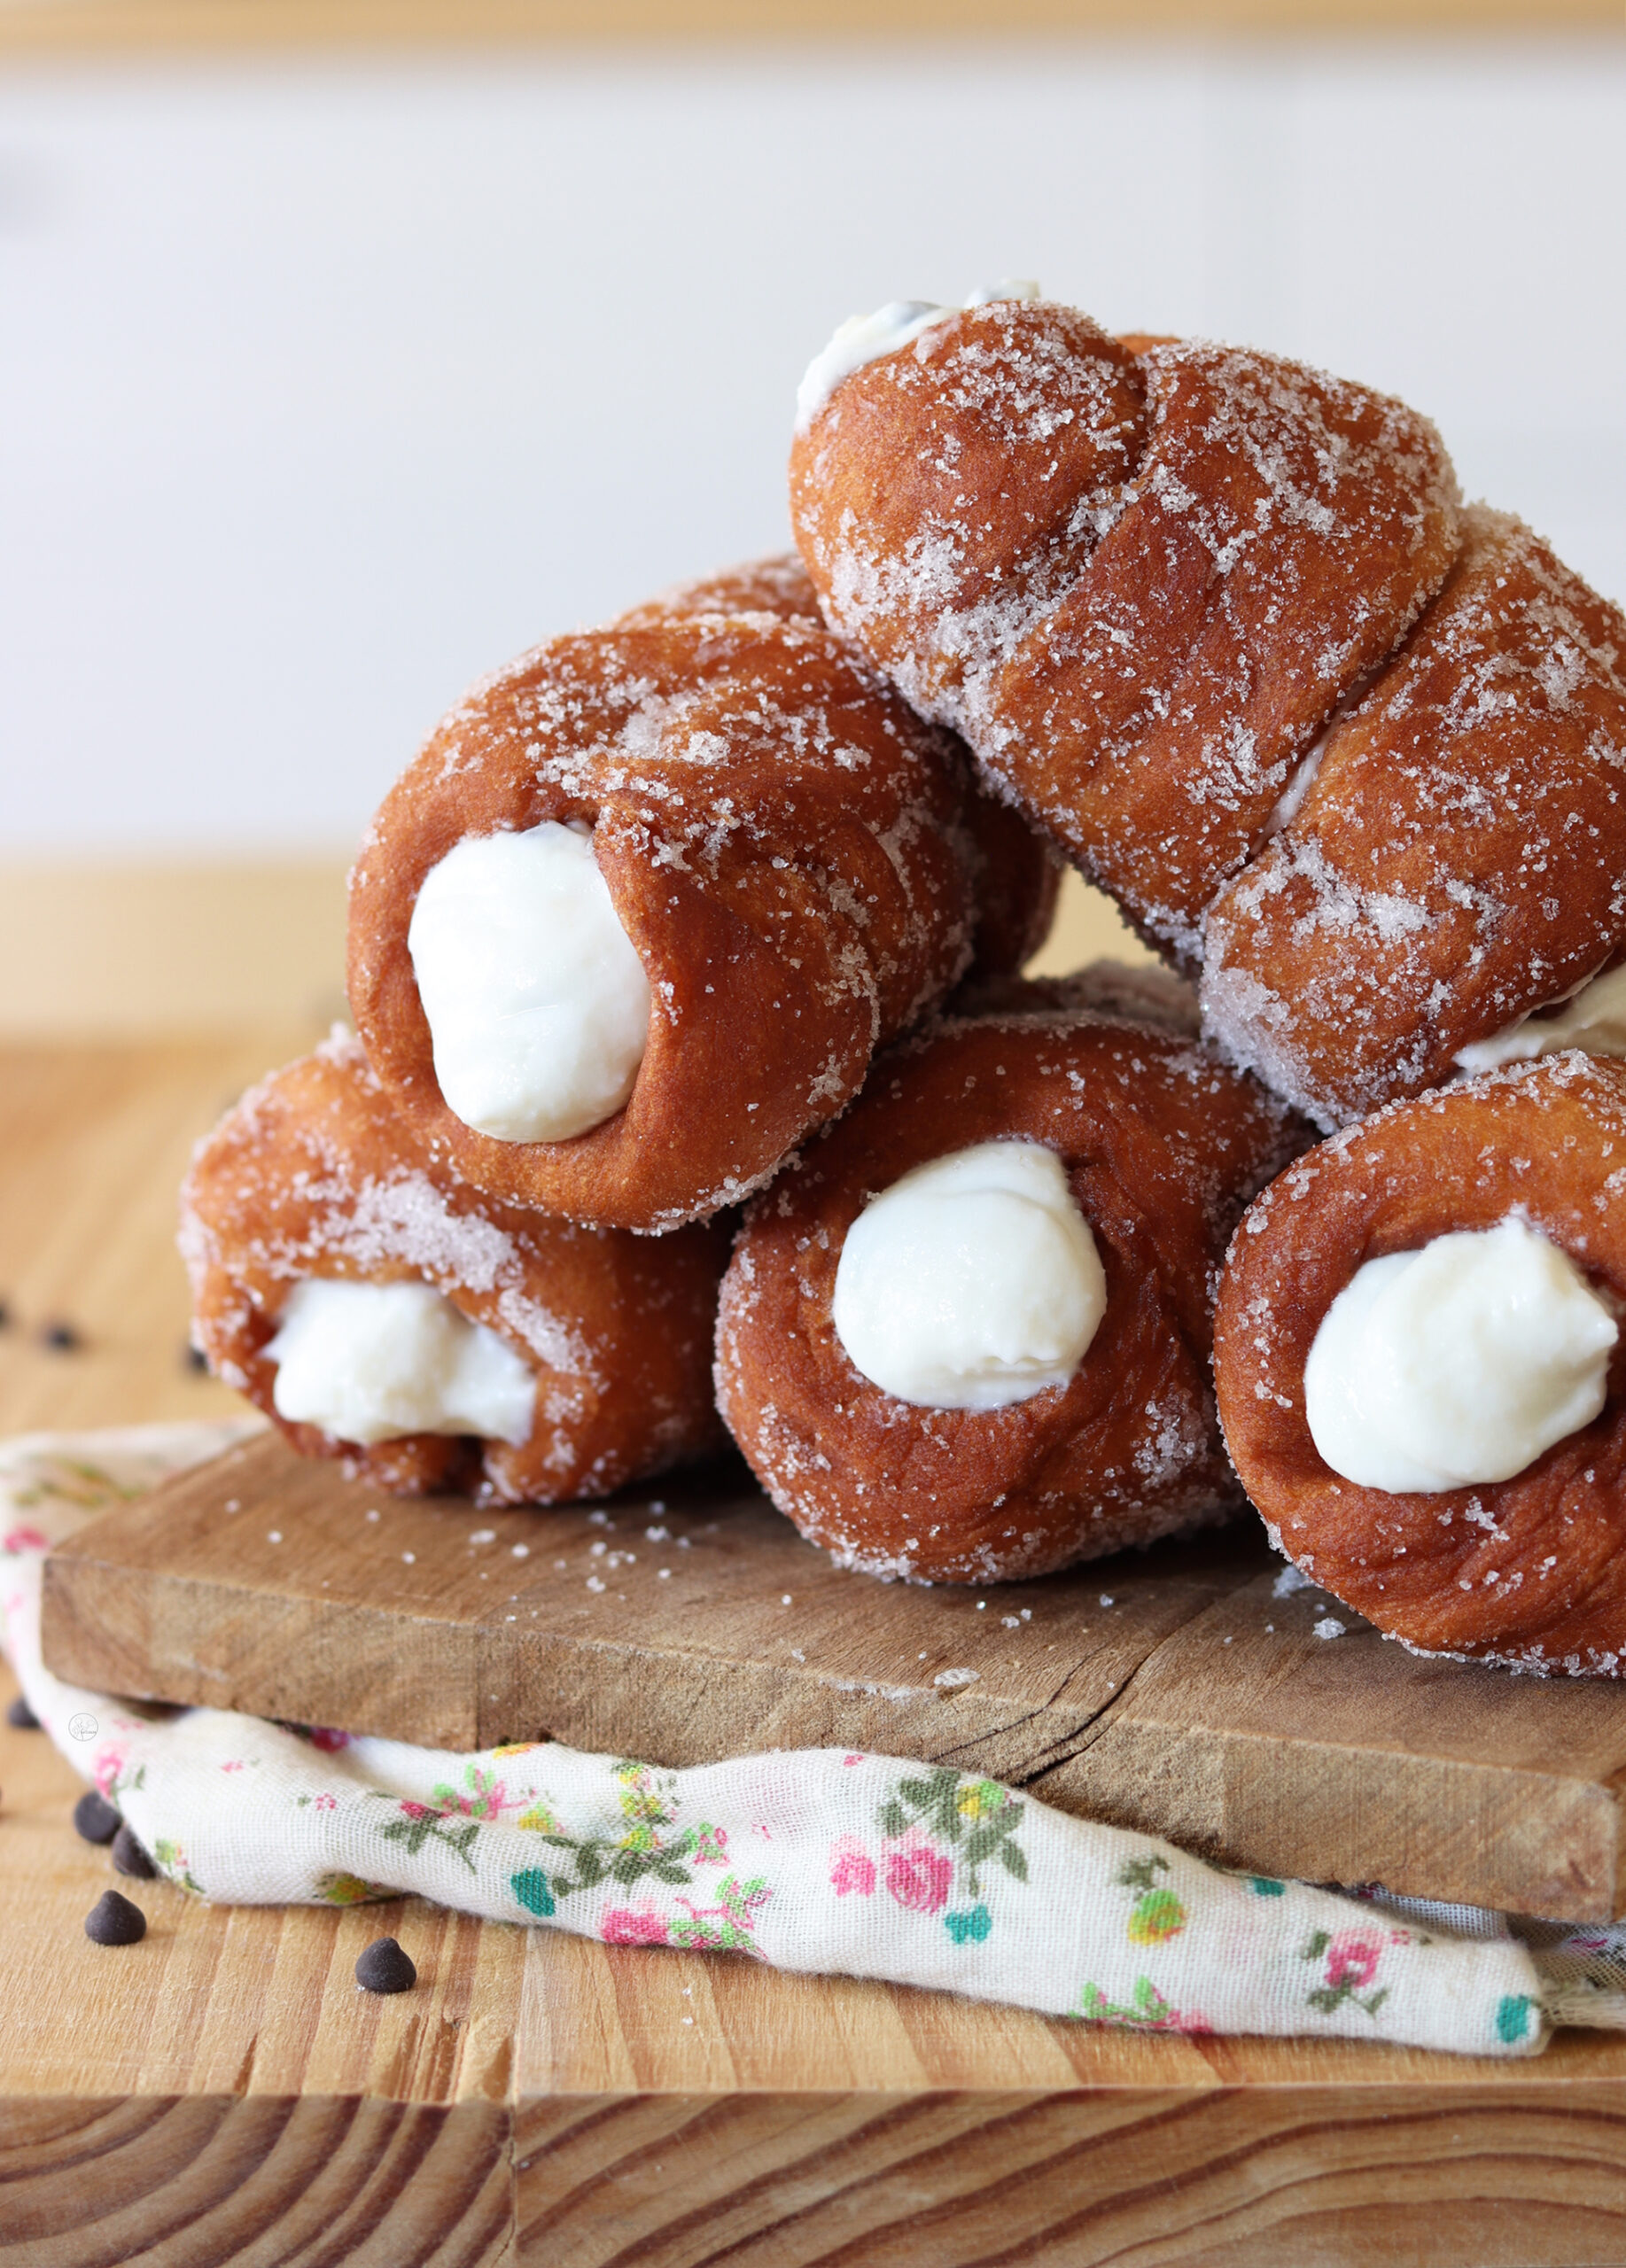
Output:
top-left (4, 1423), bottom-right (1611, 2060)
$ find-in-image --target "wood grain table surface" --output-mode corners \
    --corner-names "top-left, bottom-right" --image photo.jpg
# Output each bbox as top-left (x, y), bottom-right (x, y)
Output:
top-left (7, 1036), bottom-right (1626, 2265)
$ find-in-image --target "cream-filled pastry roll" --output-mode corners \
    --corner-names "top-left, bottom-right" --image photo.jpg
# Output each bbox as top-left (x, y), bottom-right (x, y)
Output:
top-left (1214, 1053), bottom-right (1626, 1673)
top-left (347, 580), bottom-right (1003, 1233)
top-left (715, 974), bottom-right (1302, 1582)
top-left (790, 291), bottom-right (1626, 1132)
top-left (180, 1032), bottom-right (728, 1502)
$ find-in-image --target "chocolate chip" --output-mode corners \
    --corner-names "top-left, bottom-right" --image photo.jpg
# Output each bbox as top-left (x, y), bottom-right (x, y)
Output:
top-left (111, 1822), bottom-right (158, 1879)
top-left (6, 1696), bottom-right (39, 1730)
top-left (40, 1320), bottom-right (83, 1354)
top-left (355, 1936), bottom-right (416, 1994)
top-left (183, 1341), bottom-right (209, 1374)
top-left (73, 1790), bottom-right (121, 1845)
top-left (84, 1889), bottom-right (146, 1946)
top-left (0, 1300), bottom-right (11, 1330)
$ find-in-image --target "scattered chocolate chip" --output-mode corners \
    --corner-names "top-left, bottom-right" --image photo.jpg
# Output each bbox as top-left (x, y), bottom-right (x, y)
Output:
top-left (355, 1936), bottom-right (416, 1994)
top-left (111, 1822), bottom-right (158, 1878)
top-left (73, 1790), bottom-right (121, 1845)
top-left (183, 1341), bottom-right (209, 1374)
top-left (84, 1889), bottom-right (146, 1946)
top-left (39, 1320), bottom-right (83, 1354)
top-left (6, 1697), bottom-right (39, 1730)
top-left (0, 1299), bottom-right (11, 1330)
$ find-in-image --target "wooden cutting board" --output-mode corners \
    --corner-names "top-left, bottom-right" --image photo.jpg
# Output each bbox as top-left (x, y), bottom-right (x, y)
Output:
top-left (40, 1426), bottom-right (1626, 1922)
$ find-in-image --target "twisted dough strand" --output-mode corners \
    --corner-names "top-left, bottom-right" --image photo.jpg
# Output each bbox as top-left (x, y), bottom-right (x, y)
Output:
top-left (791, 301), bottom-right (1459, 960)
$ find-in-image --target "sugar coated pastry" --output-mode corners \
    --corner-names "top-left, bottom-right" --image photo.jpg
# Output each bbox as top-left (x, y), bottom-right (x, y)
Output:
top-left (715, 975), bottom-right (1302, 1582)
top-left (349, 588), bottom-right (987, 1231)
top-left (626, 552), bottom-right (1063, 981)
top-left (952, 954), bottom-right (1201, 1038)
top-left (1214, 1053), bottom-right (1626, 1674)
top-left (791, 293), bottom-right (1626, 1131)
top-left (1202, 507), bottom-right (1626, 1127)
top-left (790, 289), bottom-right (1459, 960)
top-left (180, 1031), bottom-right (728, 1502)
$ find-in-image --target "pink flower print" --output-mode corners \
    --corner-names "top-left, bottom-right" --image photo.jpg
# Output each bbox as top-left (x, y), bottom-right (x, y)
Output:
top-left (829, 1838), bottom-right (876, 1898)
top-left (4, 1526), bottom-right (50, 1556)
top-left (399, 1799), bottom-right (432, 1821)
top-left (92, 1745), bottom-right (127, 1799)
top-left (315, 1791), bottom-right (338, 1812)
top-left (308, 1727), bottom-right (350, 1752)
top-left (1326, 1931), bottom-right (1383, 1993)
top-left (843, 1754), bottom-right (865, 1767)
top-left (603, 1907), bottom-right (669, 1946)
top-left (220, 1759), bottom-right (245, 1774)
top-left (692, 1822), bottom-right (729, 1866)
top-left (885, 1840), bottom-right (953, 1915)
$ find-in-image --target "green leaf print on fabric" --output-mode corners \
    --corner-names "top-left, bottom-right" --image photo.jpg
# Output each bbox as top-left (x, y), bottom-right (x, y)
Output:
top-left (1077, 1977), bottom-right (1206, 2032)
top-left (533, 1832), bottom-right (693, 1901)
top-left (8, 1456), bottom-right (145, 1517)
top-left (315, 1871), bottom-right (398, 1907)
top-left (518, 1760), bottom-right (774, 1927)
top-left (667, 1875), bottom-right (770, 1953)
top-left (152, 1837), bottom-right (204, 1896)
top-left (1116, 1854), bottom-right (1188, 1946)
top-left (369, 1793), bottom-right (482, 1874)
top-left (877, 1768), bottom-right (1028, 1905)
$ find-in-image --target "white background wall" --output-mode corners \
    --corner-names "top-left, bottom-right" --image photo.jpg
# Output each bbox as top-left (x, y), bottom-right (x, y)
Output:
top-left (3, 38), bottom-right (1623, 856)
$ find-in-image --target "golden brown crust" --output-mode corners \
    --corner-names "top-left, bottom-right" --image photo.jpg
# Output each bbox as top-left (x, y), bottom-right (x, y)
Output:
top-left (629, 554), bottom-right (1062, 980)
top-left (347, 605), bottom-right (978, 1231)
top-left (716, 984), bottom-right (1303, 1583)
top-left (1202, 508), bottom-right (1626, 1128)
top-left (951, 956), bottom-right (1200, 1037)
top-left (180, 1033), bottom-right (728, 1503)
top-left (790, 301), bottom-right (1459, 959)
top-left (618, 553), bottom-right (825, 628)
top-left (1214, 1054), bottom-right (1626, 1674)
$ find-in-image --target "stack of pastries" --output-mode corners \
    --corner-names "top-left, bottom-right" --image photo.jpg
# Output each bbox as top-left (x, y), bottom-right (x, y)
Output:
top-left (187, 282), bottom-right (1626, 1674)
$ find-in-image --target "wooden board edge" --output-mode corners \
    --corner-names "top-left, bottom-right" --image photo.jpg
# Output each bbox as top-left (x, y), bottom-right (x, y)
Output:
top-left (1038, 1715), bottom-right (1622, 1921)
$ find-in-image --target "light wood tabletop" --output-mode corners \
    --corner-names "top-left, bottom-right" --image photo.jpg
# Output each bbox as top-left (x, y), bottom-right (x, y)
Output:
top-left (5, 1035), bottom-right (1626, 2264)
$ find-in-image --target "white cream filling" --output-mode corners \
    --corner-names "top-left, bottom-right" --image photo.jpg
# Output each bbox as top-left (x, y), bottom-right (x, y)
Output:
top-left (1455, 964), bottom-right (1626, 1076)
top-left (794, 279), bottom-right (1042, 431)
top-left (1303, 1216), bottom-right (1616, 1494)
top-left (266, 1277), bottom-right (535, 1447)
top-left (408, 820), bottom-right (651, 1144)
top-left (830, 1138), bottom-right (1105, 1410)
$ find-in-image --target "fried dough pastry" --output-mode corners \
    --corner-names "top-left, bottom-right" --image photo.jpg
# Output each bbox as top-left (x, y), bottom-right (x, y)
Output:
top-left (1215, 1054), bottom-right (1626, 1674)
top-left (628, 552), bottom-right (1062, 980)
top-left (790, 295), bottom-right (1459, 960)
top-left (716, 975), bottom-right (1302, 1582)
top-left (1202, 507), bottom-right (1626, 1127)
top-left (181, 1032), bottom-right (728, 1503)
top-left (952, 955), bottom-right (1200, 1037)
top-left (348, 591), bottom-right (983, 1232)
